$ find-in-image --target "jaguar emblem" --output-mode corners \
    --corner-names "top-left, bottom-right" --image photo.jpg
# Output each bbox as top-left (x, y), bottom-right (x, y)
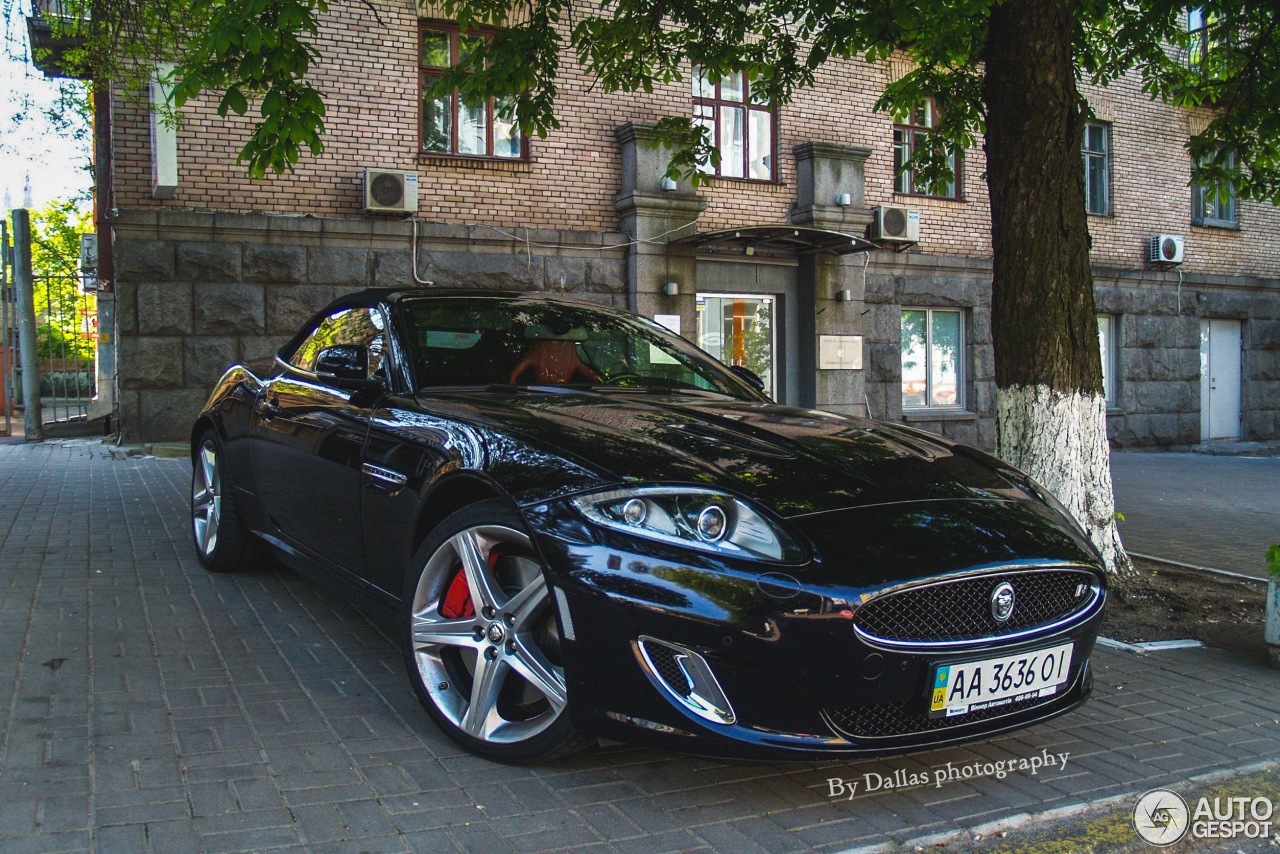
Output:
top-left (991, 581), bottom-right (1016, 623)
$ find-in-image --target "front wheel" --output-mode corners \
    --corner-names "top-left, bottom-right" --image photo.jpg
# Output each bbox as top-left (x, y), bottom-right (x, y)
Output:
top-left (402, 500), bottom-right (588, 763)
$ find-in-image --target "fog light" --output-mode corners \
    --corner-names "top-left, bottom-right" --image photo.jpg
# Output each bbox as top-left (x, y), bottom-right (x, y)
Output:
top-left (695, 505), bottom-right (727, 542)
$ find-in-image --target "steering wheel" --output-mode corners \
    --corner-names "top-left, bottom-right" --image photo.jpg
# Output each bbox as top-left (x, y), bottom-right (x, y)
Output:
top-left (603, 372), bottom-right (644, 385)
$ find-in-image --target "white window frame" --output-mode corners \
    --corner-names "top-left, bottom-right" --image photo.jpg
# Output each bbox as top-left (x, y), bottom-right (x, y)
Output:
top-left (901, 307), bottom-right (966, 411)
top-left (1097, 314), bottom-right (1118, 405)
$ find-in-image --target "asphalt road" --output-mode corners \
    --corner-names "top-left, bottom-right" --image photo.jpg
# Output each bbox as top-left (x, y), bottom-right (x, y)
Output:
top-left (1110, 451), bottom-right (1280, 577)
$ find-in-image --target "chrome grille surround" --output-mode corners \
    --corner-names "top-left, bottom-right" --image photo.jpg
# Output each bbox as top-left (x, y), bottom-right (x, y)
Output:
top-left (852, 565), bottom-right (1103, 651)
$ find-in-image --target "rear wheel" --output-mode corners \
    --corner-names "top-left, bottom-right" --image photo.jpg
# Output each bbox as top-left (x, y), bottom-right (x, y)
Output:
top-left (402, 500), bottom-right (588, 763)
top-left (191, 429), bottom-right (259, 573)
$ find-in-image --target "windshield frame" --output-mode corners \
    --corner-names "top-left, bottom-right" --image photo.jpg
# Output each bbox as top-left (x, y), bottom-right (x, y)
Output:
top-left (395, 295), bottom-right (770, 402)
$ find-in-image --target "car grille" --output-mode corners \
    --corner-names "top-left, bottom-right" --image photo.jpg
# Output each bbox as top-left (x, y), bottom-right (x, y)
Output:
top-left (824, 691), bottom-right (1054, 739)
top-left (853, 569), bottom-right (1097, 645)
top-left (640, 640), bottom-right (692, 697)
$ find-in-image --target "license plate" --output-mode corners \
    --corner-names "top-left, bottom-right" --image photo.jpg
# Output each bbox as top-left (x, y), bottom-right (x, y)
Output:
top-left (928, 642), bottom-right (1074, 719)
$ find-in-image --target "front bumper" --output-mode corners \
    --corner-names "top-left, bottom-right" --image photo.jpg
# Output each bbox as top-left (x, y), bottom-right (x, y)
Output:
top-left (522, 502), bottom-right (1106, 761)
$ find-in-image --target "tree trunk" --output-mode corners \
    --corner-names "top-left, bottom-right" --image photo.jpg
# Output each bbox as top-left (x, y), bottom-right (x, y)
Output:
top-left (982, 0), bottom-right (1131, 574)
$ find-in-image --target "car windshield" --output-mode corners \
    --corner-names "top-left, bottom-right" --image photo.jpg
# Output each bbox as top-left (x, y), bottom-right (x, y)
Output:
top-left (399, 297), bottom-right (762, 400)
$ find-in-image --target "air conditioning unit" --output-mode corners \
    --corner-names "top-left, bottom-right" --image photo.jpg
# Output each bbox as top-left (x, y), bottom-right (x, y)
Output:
top-left (871, 204), bottom-right (920, 244)
top-left (362, 168), bottom-right (419, 213)
top-left (1147, 234), bottom-right (1185, 264)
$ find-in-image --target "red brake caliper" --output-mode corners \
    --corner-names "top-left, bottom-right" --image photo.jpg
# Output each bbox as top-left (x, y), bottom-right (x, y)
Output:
top-left (440, 568), bottom-right (475, 619)
top-left (438, 548), bottom-right (504, 619)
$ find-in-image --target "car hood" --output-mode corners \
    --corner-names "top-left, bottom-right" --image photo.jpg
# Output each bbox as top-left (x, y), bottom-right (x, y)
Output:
top-left (421, 389), bottom-right (1046, 518)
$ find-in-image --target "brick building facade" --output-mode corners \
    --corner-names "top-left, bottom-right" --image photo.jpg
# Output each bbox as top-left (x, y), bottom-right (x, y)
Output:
top-left (99, 0), bottom-right (1280, 444)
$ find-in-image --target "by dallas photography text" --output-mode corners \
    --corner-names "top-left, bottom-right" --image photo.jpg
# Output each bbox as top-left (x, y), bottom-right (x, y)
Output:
top-left (826, 748), bottom-right (1071, 800)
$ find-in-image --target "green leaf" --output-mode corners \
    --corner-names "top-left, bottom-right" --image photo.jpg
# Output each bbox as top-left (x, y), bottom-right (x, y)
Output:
top-left (219, 87), bottom-right (249, 116)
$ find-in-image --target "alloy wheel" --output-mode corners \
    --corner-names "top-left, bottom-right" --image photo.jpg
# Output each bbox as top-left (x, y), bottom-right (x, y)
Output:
top-left (192, 439), bottom-right (221, 557)
top-left (409, 525), bottom-right (567, 745)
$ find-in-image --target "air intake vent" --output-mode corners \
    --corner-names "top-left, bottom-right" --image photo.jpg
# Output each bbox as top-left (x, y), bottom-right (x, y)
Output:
top-left (635, 637), bottom-right (735, 725)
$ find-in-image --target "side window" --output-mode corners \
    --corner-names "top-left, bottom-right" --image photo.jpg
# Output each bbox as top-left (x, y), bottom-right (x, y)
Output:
top-left (289, 308), bottom-right (387, 377)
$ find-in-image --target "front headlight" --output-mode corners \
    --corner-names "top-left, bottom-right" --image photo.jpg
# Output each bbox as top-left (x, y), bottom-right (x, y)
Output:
top-left (570, 487), bottom-right (804, 561)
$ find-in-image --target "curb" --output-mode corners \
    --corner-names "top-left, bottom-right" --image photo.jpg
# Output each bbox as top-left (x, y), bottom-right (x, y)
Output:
top-left (1129, 551), bottom-right (1268, 584)
top-left (1096, 636), bottom-right (1204, 654)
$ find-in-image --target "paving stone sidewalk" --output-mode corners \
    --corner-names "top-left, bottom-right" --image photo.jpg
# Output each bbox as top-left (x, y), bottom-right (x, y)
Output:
top-left (1, 440), bottom-right (1278, 854)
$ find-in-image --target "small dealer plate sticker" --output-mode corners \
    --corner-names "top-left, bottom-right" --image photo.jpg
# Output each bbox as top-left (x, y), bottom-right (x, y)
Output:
top-left (929, 642), bottom-right (1074, 719)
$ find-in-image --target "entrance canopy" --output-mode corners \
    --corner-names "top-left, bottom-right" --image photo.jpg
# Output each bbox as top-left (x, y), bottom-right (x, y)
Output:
top-left (671, 226), bottom-right (876, 259)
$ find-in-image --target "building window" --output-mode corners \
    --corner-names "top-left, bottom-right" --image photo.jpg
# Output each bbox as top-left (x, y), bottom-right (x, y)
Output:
top-left (1082, 122), bottom-right (1111, 216)
top-left (893, 100), bottom-right (958, 199)
top-left (692, 68), bottom-right (774, 180)
top-left (1097, 314), bottom-right (1117, 405)
top-left (420, 23), bottom-right (523, 159)
top-left (1191, 149), bottom-right (1237, 228)
top-left (1187, 7), bottom-right (1225, 73)
top-left (901, 308), bottom-right (965, 409)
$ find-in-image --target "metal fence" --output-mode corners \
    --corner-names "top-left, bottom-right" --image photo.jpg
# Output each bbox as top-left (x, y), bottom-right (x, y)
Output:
top-left (32, 272), bottom-right (97, 425)
top-left (2, 211), bottom-right (101, 438)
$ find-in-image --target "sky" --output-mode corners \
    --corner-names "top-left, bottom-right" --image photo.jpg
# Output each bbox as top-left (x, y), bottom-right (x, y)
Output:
top-left (0, 0), bottom-right (93, 215)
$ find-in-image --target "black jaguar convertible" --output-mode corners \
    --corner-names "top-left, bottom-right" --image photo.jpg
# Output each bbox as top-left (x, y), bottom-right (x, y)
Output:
top-left (191, 288), bottom-right (1106, 763)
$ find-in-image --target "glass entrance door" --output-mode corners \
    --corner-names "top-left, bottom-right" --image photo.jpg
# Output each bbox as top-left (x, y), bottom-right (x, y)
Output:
top-left (696, 293), bottom-right (776, 399)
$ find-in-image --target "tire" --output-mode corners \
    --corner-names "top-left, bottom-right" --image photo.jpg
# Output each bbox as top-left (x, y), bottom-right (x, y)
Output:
top-left (402, 499), bottom-right (590, 763)
top-left (191, 429), bottom-right (260, 573)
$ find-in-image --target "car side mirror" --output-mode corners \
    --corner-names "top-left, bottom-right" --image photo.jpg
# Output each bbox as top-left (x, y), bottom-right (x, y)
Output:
top-left (315, 345), bottom-right (384, 391)
top-left (729, 365), bottom-right (767, 393)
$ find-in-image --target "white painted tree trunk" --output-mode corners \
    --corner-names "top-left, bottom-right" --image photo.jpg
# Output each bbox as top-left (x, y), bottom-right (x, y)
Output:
top-left (996, 385), bottom-right (1132, 575)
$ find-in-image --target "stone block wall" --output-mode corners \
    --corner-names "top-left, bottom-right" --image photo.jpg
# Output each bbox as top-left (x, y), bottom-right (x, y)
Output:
top-left (1095, 268), bottom-right (1280, 447)
top-left (112, 210), bottom-right (628, 442)
top-left (862, 253), bottom-right (998, 448)
top-left (859, 254), bottom-right (1280, 450)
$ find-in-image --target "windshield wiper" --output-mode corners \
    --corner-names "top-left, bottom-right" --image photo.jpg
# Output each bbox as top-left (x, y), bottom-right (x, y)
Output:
top-left (590, 380), bottom-right (734, 397)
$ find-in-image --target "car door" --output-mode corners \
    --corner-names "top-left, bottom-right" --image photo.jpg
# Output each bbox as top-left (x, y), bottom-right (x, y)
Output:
top-left (249, 305), bottom-right (390, 575)
top-left (358, 308), bottom-right (479, 595)
top-left (360, 398), bottom-right (467, 595)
